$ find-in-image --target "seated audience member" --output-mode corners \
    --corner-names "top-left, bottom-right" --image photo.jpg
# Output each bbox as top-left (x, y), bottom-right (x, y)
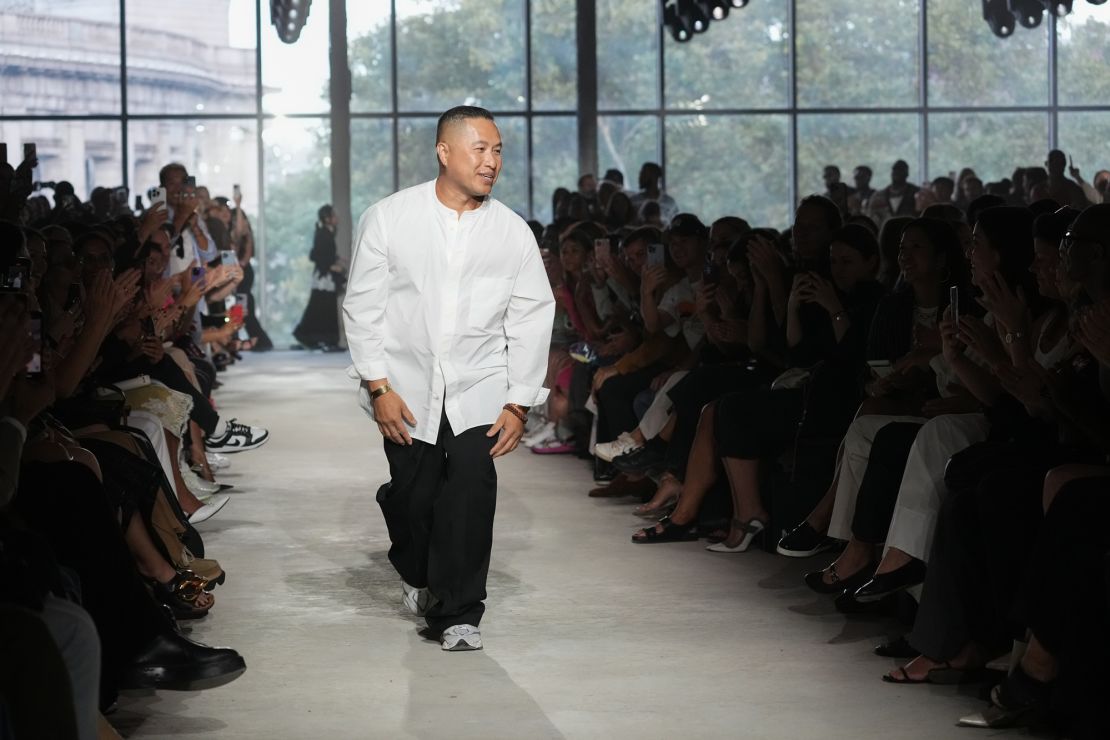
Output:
top-left (881, 207), bottom-right (1109, 729)
top-left (629, 222), bottom-right (885, 547)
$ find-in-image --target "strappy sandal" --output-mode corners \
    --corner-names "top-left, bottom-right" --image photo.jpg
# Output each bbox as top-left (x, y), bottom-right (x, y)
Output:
top-left (152, 570), bottom-right (213, 620)
top-left (630, 515), bottom-right (699, 544)
top-left (882, 659), bottom-right (979, 685)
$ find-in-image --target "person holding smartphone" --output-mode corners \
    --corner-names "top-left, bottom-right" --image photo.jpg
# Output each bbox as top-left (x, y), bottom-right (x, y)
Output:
top-left (343, 106), bottom-right (554, 652)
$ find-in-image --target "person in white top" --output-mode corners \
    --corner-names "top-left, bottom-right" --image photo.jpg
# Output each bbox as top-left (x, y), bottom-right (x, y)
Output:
top-left (343, 106), bottom-right (555, 651)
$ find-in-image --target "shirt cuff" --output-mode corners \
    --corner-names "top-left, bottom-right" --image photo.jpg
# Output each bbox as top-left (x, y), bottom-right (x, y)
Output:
top-left (507, 385), bottom-right (549, 407)
top-left (346, 361), bottom-right (390, 383)
top-left (0, 417), bottom-right (27, 445)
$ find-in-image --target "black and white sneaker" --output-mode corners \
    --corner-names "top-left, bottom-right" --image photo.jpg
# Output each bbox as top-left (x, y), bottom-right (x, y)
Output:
top-left (204, 419), bottom-right (270, 453)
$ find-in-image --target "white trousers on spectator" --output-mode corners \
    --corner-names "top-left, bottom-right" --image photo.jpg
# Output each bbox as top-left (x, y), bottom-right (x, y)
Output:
top-left (883, 413), bottom-right (990, 562)
top-left (828, 414), bottom-right (926, 542)
top-left (638, 370), bottom-right (689, 440)
top-left (40, 595), bottom-right (100, 740)
top-left (129, 410), bottom-right (175, 489)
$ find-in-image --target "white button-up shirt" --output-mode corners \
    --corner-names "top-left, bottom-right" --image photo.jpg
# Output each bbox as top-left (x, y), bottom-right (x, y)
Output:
top-left (343, 180), bottom-right (555, 444)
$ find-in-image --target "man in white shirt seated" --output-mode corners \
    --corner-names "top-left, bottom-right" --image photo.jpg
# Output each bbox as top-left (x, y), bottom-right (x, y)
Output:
top-left (343, 105), bottom-right (555, 652)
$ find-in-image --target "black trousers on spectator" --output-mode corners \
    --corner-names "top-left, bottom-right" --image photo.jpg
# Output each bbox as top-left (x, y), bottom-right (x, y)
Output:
top-left (377, 410), bottom-right (497, 634)
top-left (1021, 477), bottom-right (1110, 740)
top-left (595, 365), bottom-right (661, 444)
top-left (908, 441), bottom-right (1053, 661)
top-left (16, 462), bottom-right (169, 709)
top-left (850, 421), bottom-right (923, 543)
top-left (663, 364), bottom-right (767, 477)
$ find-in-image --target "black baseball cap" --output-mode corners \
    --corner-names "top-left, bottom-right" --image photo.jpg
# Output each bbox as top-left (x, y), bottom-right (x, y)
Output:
top-left (667, 213), bottom-right (709, 239)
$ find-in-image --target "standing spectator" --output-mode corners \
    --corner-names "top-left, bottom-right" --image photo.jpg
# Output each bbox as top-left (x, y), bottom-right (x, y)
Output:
top-left (823, 165), bottom-right (855, 216)
top-left (851, 165), bottom-right (875, 214)
top-left (1045, 149), bottom-right (1090, 208)
top-left (629, 162), bottom-right (679, 225)
top-left (876, 160), bottom-right (921, 217)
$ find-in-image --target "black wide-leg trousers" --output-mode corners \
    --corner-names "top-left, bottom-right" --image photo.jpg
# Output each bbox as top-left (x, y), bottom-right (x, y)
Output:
top-left (377, 410), bottom-right (498, 633)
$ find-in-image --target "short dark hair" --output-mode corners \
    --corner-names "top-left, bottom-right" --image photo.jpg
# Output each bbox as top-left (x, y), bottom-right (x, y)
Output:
top-left (436, 106), bottom-right (496, 142)
top-left (159, 162), bottom-right (188, 186)
top-left (1032, 207), bottom-right (1080, 244)
top-left (829, 223), bottom-right (879, 260)
top-left (317, 204), bottom-right (334, 223)
top-left (621, 226), bottom-right (662, 252)
top-left (797, 194), bottom-right (843, 232)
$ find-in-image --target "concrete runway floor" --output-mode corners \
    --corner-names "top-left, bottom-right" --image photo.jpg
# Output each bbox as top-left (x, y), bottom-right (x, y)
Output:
top-left (116, 351), bottom-right (1021, 739)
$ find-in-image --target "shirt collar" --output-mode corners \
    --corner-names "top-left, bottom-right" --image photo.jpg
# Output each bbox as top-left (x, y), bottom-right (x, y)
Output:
top-left (429, 179), bottom-right (492, 221)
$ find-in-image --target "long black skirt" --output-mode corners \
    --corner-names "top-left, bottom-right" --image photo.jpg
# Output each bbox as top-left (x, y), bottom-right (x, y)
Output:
top-left (293, 288), bottom-right (340, 348)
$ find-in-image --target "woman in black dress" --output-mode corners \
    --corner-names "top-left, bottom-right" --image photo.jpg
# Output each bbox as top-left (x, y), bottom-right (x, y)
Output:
top-left (293, 204), bottom-right (346, 350)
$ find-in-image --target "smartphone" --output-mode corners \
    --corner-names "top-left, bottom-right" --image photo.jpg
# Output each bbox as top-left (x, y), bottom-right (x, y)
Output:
top-left (62, 282), bottom-right (81, 313)
top-left (4, 259), bottom-right (30, 290)
top-left (26, 310), bottom-right (43, 378)
top-left (220, 250), bottom-right (238, 267)
top-left (233, 184), bottom-right (241, 200)
top-left (140, 315), bottom-right (155, 338)
top-left (134, 195), bottom-right (143, 212)
top-left (184, 175), bottom-right (196, 188)
top-left (236, 293), bottom-right (250, 316)
top-left (148, 186), bottom-right (167, 210)
top-left (867, 359), bottom-right (894, 379)
top-left (646, 242), bottom-right (666, 269)
top-left (23, 142), bottom-right (35, 163)
top-left (703, 258), bottom-right (721, 286)
top-left (191, 266), bottom-right (206, 284)
top-left (594, 238), bottom-right (611, 263)
top-left (949, 285), bottom-right (960, 326)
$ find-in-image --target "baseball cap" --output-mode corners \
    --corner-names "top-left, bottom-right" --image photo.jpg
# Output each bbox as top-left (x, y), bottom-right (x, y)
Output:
top-left (667, 213), bottom-right (709, 239)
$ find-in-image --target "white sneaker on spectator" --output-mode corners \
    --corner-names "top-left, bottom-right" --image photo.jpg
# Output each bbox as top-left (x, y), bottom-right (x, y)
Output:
top-left (205, 419), bottom-right (269, 453)
top-left (188, 494), bottom-right (230, 524)
top-left (401, 580), bottom-right (433, 616)
top-left (205, 452), bottom-right (232, 470)
top-left (521, 421), bottom-right (556, 448)
top-left (441, 624), bottom-right (482, 651)
top-left (595, 432), bottom-right (643, 462)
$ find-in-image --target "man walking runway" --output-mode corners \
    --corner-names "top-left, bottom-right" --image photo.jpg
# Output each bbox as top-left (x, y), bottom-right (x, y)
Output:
top-left (343, 105), bottom-right (555, 650)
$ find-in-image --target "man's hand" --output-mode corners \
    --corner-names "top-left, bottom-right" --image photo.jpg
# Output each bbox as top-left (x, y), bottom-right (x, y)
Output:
top-left (487, 408), bottom-right (525, 458)
top-left (371, 384), bottom-right (417, 445)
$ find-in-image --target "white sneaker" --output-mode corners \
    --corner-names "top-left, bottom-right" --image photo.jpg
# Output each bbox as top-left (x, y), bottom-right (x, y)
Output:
top-left (188, 494), bottom-right (230, 524)
top-left (205, 419), bottom-right (270, 453)
top-left (440, 624), bottom-right (482, 651)
top-left (206, 452), bottom-right (231, 469)
top-left (521, 420), bottom-right (556, 448)
top-left (594, 432), bottom-right (643, 463)
top-left (401, 580), bottom-right (433, 616)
